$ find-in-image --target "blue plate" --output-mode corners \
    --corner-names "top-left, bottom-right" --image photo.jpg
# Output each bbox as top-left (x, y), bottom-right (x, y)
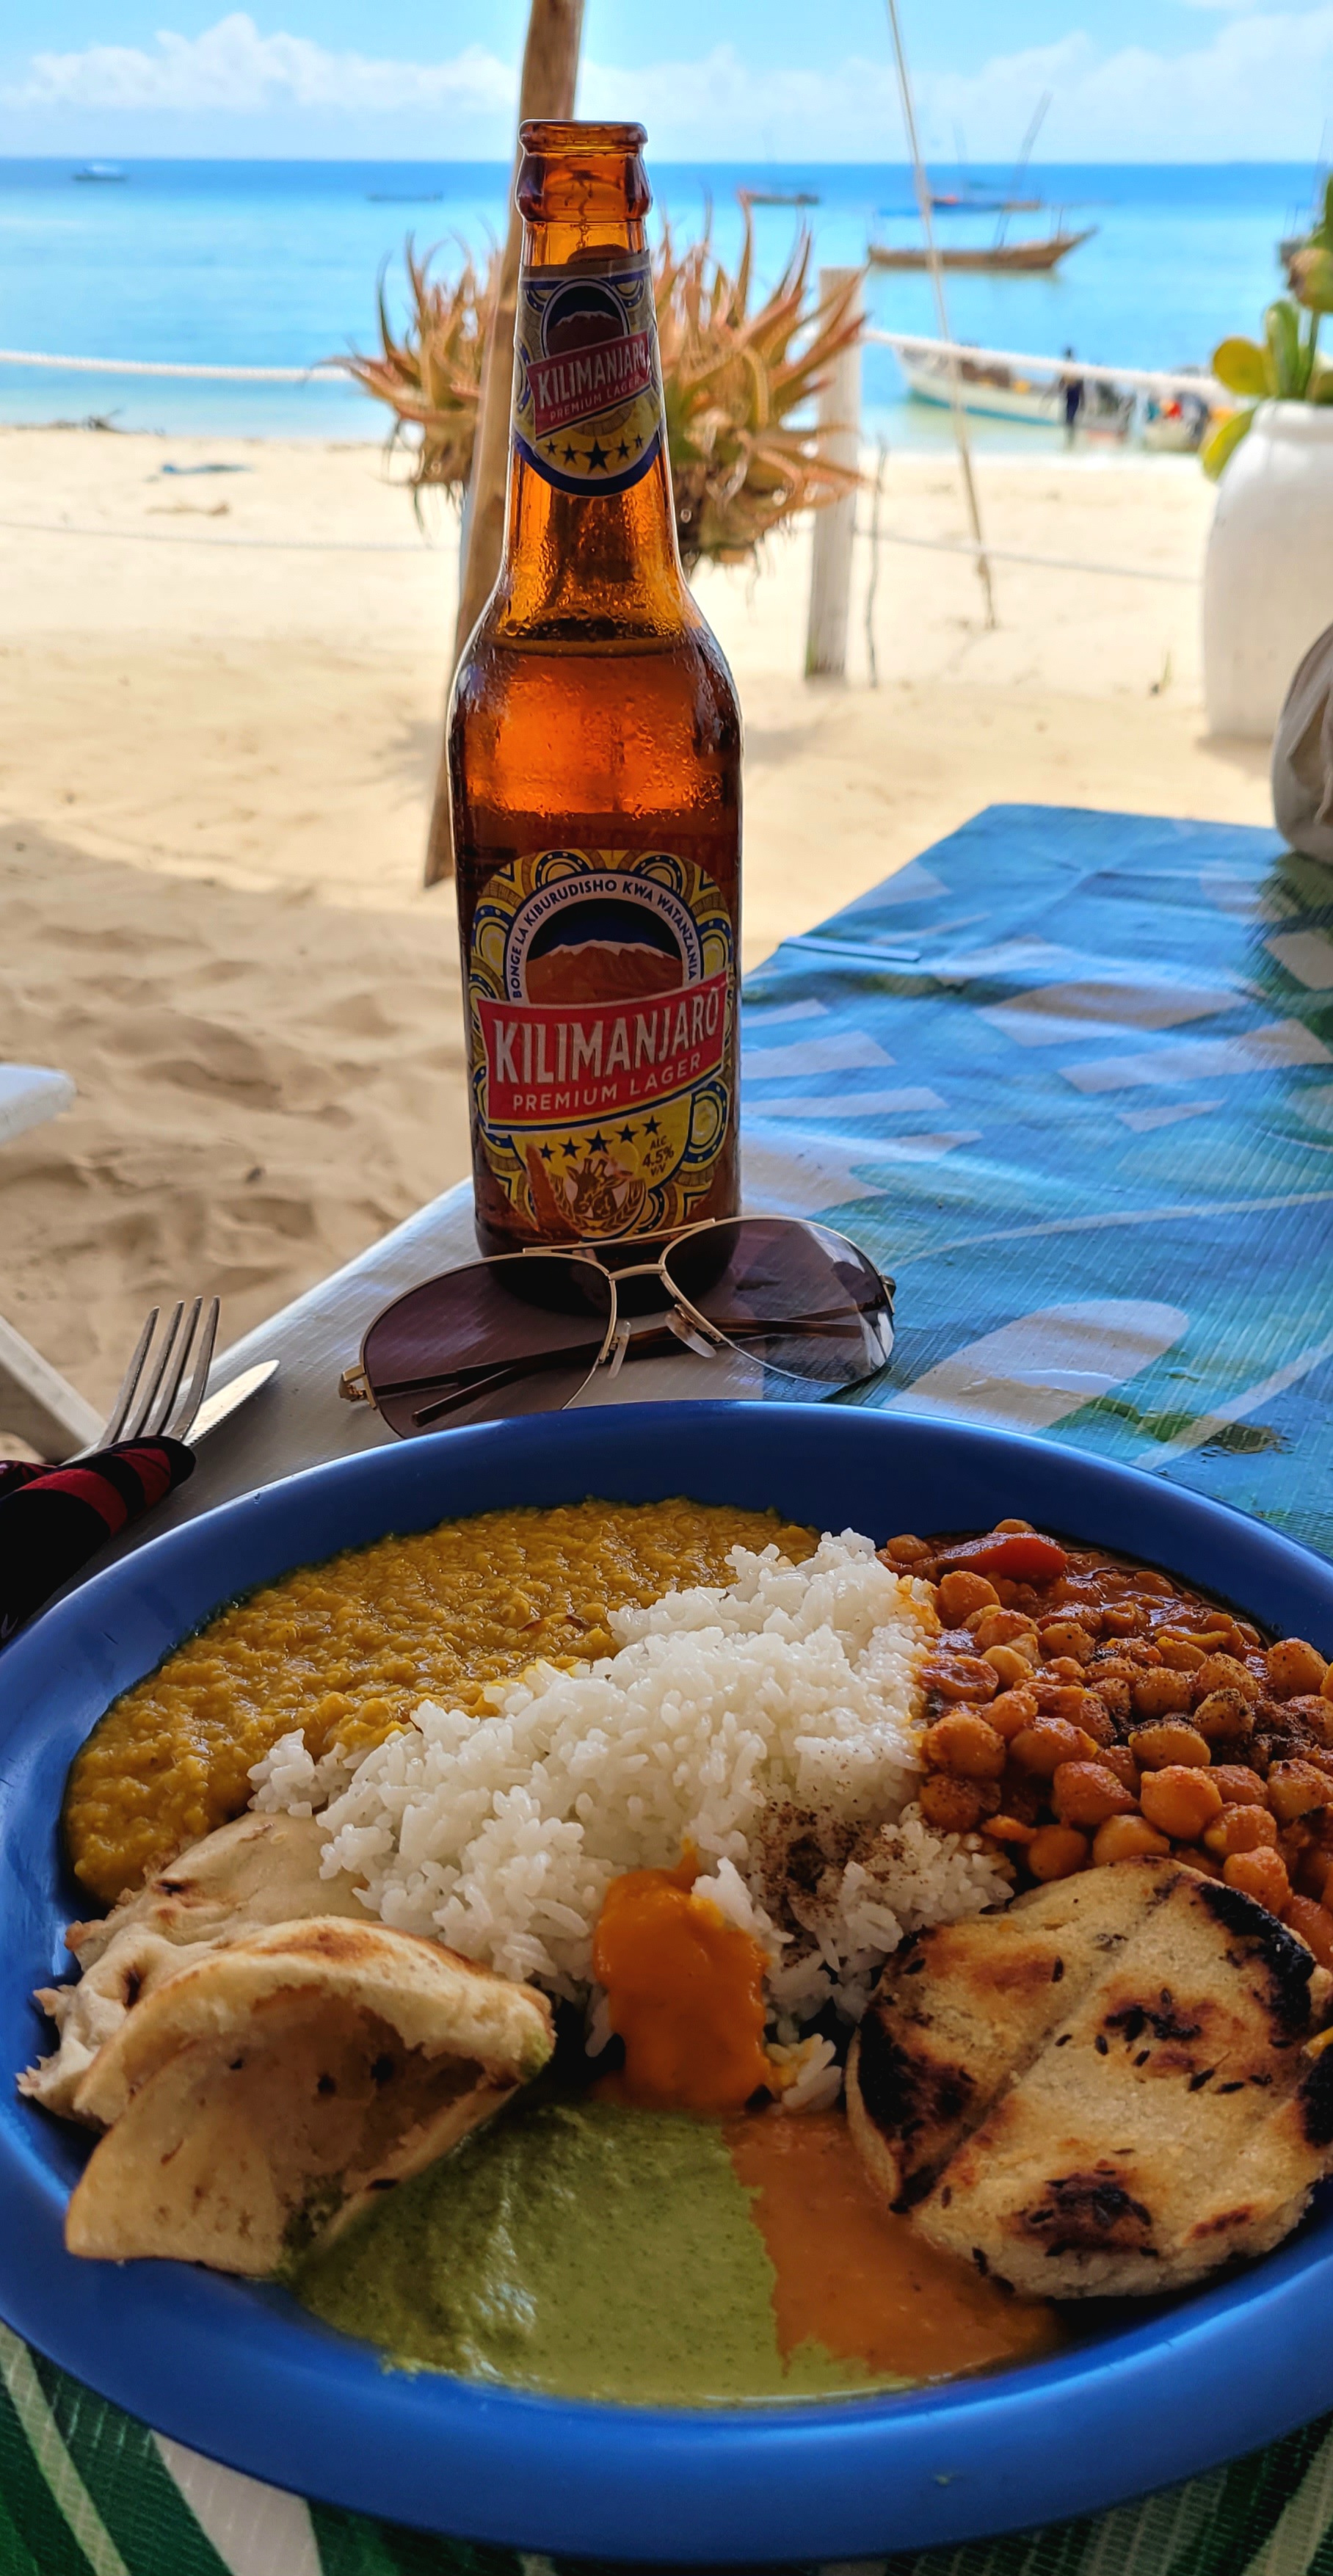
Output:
top-left (3, 1401), bottom-right (1333, 2563)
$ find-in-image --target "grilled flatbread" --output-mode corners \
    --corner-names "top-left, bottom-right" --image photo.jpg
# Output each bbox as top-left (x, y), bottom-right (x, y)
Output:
top-left (21, 1814), bottom-right (366, 2120)
top-left (65, 1917), bottom-right (554, 2274)
top-left (847, 1857), bottom-right (1333, 2298)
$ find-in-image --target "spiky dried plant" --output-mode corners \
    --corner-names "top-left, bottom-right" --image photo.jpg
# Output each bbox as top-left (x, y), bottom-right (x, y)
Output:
top-left (345, 206), bottom-right (863, 564)
top-left (655, 209), bottom-right (864, 565)
top-left (343, 238), bottom-right (498, 504)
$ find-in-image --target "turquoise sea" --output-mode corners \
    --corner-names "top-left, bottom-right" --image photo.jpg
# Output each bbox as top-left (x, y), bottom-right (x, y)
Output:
top-left (0, 158), bottom-right (1322, 450)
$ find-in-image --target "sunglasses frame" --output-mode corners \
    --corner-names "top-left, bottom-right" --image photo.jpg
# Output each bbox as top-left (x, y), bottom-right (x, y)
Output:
top-left (340, 1215), bottom-right (896, 1434)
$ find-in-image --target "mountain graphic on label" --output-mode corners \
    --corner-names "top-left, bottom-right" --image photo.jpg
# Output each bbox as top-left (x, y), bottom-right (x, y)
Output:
top-left (523, 899), bottom-right (685, 1004)
top-left (543, 280), bottom-right (628, 356)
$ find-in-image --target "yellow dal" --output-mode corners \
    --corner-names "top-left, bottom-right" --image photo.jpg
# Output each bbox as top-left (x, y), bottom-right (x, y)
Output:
top-left (65, 1498), bottom-right (816, 1906)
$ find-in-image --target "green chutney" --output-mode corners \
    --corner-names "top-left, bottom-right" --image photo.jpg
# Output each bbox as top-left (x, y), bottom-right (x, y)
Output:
top-left (290, 2097), bottom-right (904, 2405)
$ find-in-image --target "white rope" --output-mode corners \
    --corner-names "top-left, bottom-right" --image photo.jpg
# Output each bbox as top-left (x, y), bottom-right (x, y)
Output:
top-left (0, 347), bottom-right (346, 382)
top-left (0, 512), bottom-right (440, 554)
top-left (0, 509), bottom-right (1190, 582)
top-left (858, 522), bottom-right (1197, 584)
top-left (866, 330), bottom-right (1222, 402)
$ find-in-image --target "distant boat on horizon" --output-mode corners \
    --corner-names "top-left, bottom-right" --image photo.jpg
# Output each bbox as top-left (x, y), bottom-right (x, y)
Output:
top-left (738, 186), bottom-right (819, 208)
top-left (931, 189), bottom-right (1043, 214)
top-left (73, 164), bottom-right (126, 183)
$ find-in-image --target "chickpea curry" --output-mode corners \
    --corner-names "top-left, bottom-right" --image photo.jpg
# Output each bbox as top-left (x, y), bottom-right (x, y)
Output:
top-left (885, 1517), bottom-right (1333, 1967)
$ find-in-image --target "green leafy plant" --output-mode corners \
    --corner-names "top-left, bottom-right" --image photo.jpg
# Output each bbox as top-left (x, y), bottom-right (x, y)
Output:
top-left (344, 205), bottom-right (862, 566)
top-left (1203, 178), bottom-right (1333, 478)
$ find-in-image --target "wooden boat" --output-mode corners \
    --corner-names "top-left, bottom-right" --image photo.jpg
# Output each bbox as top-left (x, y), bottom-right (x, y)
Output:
top-left (868, 225), bottom-right (1096, 273)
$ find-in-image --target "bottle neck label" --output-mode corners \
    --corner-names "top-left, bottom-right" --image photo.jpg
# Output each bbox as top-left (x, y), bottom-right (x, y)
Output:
top-left (469, 849), bottom-right (735, 1239)
top-left (512, 254), bottom-right (665, 497)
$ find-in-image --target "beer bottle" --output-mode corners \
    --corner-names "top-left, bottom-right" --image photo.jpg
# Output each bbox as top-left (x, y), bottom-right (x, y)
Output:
top-left (448, 120), bottom-right (742, 1257)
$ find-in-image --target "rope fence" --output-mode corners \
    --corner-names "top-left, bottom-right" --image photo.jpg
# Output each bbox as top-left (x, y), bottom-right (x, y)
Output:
top-left (0, 348), bottom-right (346, 383)
top-left (857, 522), bottom-right (1197, 586)
top-left (0, 333), bottom-right (1220, 404)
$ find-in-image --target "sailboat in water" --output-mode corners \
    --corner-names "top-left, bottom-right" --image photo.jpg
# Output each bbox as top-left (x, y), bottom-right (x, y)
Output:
top-left (870, 95), bottom-right (1095, 273)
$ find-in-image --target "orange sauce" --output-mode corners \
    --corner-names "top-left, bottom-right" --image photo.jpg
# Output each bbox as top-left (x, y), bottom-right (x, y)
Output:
top-left (592, 1854), bottom-right (772, 2114)
top-left (726, 2111), bottom-right (1059, 2383)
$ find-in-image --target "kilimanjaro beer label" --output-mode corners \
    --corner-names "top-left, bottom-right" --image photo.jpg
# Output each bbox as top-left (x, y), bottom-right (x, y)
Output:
top-left (469, 849), bottom-right (735, 1238)
top-left (511, 255), bottom-right (665, 498)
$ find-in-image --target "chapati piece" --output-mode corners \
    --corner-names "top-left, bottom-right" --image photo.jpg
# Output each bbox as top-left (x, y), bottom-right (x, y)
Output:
top-left (848, 1856), bottom-right (1333, 2298)
top-left (21, 1815), bottom-right (366, 2120)
top-left (65, 1917), bottom-right (555, 2274)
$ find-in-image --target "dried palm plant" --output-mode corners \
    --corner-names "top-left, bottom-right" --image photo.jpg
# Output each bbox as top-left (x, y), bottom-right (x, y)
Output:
top-left (656, 210), bottom-right (863, 566)
top-left (343, 239), bottom-right (498, 504)
top-left (345, 206), bottom-right (863, 565)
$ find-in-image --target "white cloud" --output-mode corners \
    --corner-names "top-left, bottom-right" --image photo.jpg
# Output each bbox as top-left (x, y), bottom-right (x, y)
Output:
top-left (9, 12), bottom-right (515, 123)
top-left (6, 7), bottom-right (1333, 159)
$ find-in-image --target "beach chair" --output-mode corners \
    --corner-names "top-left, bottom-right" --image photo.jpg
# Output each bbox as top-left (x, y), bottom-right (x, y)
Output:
top-left (0, 1067), bottom-right (101, 1460)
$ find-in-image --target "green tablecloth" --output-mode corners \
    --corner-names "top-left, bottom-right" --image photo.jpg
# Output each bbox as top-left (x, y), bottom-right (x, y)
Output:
top-left (7, 804), bottom-right (1333, 2572)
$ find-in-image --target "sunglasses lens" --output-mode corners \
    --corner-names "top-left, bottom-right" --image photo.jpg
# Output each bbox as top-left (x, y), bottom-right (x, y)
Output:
top-left (361, 1258), bottom-right (614, 1437)
top-left (664, 1219), bottom-right (894, 1391)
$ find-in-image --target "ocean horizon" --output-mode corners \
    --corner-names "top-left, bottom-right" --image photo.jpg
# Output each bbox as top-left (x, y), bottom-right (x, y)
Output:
top-left (0, 156), bottom-right (1321, 449)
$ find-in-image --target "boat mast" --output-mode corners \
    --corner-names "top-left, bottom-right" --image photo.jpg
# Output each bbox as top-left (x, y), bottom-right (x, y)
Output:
top-left (994, 92), bottom-right (1050, 249)
top-left (882, 0), bottom-right (996, 626)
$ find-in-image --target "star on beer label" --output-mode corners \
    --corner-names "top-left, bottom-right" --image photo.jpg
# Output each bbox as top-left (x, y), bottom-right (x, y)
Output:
top-left (584, 439), bottom-right (610, 471)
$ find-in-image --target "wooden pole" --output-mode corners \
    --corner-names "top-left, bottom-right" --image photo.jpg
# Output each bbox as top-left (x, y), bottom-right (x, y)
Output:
top-left (882, 0), bottom-right (997, 629)
top-left (423, 0), bottom-right (585, 888)
top-left (804, 266), bottom-right (862, 681)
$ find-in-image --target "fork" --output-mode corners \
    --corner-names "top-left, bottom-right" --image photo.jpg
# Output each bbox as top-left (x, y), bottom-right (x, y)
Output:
top-left (89, 1297), bottom-right (220, 1454)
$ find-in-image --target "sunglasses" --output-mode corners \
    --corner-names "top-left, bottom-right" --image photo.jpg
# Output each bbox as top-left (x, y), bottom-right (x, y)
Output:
top-left (339, 1217), bottom-right (896, 1437)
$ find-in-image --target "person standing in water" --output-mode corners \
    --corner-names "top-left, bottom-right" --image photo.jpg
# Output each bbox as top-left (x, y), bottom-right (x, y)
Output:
top-left (1062, 348), bottom-right (1085, 447)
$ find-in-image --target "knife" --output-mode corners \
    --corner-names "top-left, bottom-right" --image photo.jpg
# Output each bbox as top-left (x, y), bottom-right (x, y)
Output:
top-left (192, 1360), bottom-right (279, 1442)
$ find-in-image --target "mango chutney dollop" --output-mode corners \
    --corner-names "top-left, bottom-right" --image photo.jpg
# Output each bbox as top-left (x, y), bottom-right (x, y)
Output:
top-left (64, 1499), bottom-right (816, 1906)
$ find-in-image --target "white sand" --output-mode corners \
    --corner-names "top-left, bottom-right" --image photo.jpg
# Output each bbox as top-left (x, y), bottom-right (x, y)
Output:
top-left (0, 424), bottom-right (1271, 1415)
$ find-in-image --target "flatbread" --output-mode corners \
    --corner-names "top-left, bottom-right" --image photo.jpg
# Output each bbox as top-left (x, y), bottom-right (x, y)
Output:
top-left (21, 1814), bottom-right (366, 2119)
top-left (65, 1917), bottom-right (554, 2274)
top-left (848, 1856), bottom-right (1333, 2299)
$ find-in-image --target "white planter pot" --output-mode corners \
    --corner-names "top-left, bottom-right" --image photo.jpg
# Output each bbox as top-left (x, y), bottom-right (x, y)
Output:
top-left (1202, 400), bottom-right (1333, 739)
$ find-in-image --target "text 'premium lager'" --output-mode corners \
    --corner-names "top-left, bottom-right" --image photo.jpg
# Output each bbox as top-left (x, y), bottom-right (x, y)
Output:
top-left (448, 120), bottom-right (742, 1255)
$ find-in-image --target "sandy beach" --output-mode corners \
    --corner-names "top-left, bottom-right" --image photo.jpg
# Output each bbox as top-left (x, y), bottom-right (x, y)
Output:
top-left (0, 422), bottom-right (1272, 1421)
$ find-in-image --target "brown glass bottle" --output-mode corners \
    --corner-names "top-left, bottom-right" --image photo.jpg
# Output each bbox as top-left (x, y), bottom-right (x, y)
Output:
top-left (448, 119), bottom-right (742, 1258)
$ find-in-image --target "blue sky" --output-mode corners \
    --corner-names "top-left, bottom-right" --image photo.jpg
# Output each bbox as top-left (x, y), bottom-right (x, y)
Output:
top-left (3, 1), bottom-right (1332, 161)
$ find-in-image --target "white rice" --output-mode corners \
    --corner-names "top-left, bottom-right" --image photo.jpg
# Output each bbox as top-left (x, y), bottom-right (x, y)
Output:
top-left (250, 1529), bottom-right (1009, 2043)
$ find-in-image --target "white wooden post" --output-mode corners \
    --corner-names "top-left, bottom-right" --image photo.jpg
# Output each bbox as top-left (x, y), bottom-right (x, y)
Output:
top-left (804, 266), bottom-right (862, 681)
